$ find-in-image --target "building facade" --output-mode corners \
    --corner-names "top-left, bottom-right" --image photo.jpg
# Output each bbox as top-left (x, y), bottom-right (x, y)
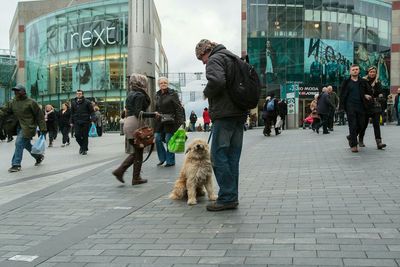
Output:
top-left (0, 49), bottom-right (16, 106)
top-left (242, 0), bottom-right (392, 127)
top-left (392, 1), bottom-right (400, 94)
top-left (9, 0), bottom-right (167, 127)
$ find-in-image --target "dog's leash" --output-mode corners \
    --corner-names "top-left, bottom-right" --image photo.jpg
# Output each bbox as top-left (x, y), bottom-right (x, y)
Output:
top-left (142, 143), bottom-right (154, 163)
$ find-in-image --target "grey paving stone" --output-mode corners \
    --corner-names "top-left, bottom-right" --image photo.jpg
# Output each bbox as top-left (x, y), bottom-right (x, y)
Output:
top-left (244, 257), bottom-right (292, 265)
top-left (343, 258), bottom-right (397, 266)
top-left (293, 257), bottom-right (343, 266)
top-left (141, 249), bottom-right (185, 257)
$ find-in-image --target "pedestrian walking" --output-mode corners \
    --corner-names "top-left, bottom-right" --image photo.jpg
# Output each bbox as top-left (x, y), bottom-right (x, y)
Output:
top-left (94, 106), bottom-right (103, 137)
top-left (189, 111), bottom-right (198, 132)
top-left (387, 94), bottom-right (394, 123)
top-left (394, 88), bottom-right (400, 125)
top-left (154, 77), bottom-right (184, 167)
top-left (59, 103), bottom-right (71, 147)
top-left (44, 104), bottom-right (57, 147)
top-left (0, 84), bottom-right (46, 172)
top-left (310, 94), bottom-right (320, 132)
top-left (195, 39), bottom-right (247, 211)
top-left (278, 99), bottom-right (287, 130)
top-left (327, 85), bottom-right (339, 131)
top-left (339, 64), bottom-right (372, 153)
top-left (262, 94), bottom-right (280, 136)
top-left (203, 107), bottom-right (211, 132)
top-left (317, 87), bottom-right (335, 134)
top-left (112, 74), bottom-right (152, 185)
top-left (70, 89), bottom-right (95, 155)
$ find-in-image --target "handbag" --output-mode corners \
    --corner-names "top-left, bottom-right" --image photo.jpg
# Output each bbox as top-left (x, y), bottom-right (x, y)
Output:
top-left (31, 134), bottom-right (46, 155)
top-left (367, 99), bottom-right (382, 114)
top-left (167, 127), bottom-right (186, 153)
top-left (133, 112), bottom-right (154, 149)
top-left (161, 114), bottom-right (175, 124)
top-left (275, 115), bottom-right (283, 128)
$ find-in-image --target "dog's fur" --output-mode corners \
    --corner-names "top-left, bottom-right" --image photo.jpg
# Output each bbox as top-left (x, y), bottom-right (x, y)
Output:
top-left (169, 139), bottom-right (217, 205)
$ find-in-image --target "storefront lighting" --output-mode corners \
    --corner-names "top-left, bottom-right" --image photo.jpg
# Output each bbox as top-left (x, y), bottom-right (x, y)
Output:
top-left (314, 23), bottom-right (320, 28)
top-left (274, 20), bottom-right (280, 26)
top-left (327, 25), bottom-right (332, 30)
top-left (276, 25), bottom-right (280, 30)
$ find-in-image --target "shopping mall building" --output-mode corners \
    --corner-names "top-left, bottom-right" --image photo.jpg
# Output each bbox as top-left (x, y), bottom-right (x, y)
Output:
top-left (7, 0), bottom-right (167, 126)
top-left (242, 0), bottom-right (396, 127)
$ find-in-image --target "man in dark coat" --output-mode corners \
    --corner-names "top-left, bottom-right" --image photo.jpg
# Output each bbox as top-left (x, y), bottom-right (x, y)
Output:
top-left (339, 64), bottom-right (372, 153)
top-left (70, 89), bottom-right (95, 155)
top-left (317, 87), bottom-right (335, 134)
top-left (262, 94), bottom-right (280, 136)
top-left (395, 88), bottom-right (400, 126)
top-left (196, 39), bottom-right (247, 211)
top-left (0, 84), bottom-right (46, 172)
top-left (277, 99), bottom-right (288, 130)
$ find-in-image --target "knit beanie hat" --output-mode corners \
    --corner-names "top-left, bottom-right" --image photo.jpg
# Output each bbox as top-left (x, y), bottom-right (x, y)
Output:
top-left (195, 39), bottom-right (217, 59)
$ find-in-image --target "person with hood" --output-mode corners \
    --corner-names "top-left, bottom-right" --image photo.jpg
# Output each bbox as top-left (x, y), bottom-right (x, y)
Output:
top-left (358, 66), bottom-right (386, 149)
top-left (154, 77), bottom-right (184, 167)
top-left (70, 89), bottom-right (95, 155)
top-left (195, 39), bottom-right (246, 211)
top-left (0, 84), bottom-right (46, 172)
top-left (112, 74), bottom-right (151, 185)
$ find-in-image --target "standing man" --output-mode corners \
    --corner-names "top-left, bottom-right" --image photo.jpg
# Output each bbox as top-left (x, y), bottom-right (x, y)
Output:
top-left (339, 64), bottom-right (371, 152)
top-left (0, 84), bottom-right (46, 172)
top-left (195, 39), bottom-right (247, 211)
top-left (277, 99), bottom-right (288, 130)
top-left (317, 87), bottom-right (335, 134)
top-left (70, 89), bottom-right (95, 155)
top-left (327, 85), bottom-right (339, 131)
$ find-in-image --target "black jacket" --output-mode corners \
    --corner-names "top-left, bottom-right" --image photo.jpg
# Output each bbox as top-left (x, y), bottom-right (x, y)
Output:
top-left (59, 109), bottom-right (71, 129)
top-left (395, 94), bottom-right (400, 116)
top-left (189, 113), bottom-right (197, 123)
top-left (125, 89), bottom-right (151, 118)
top-left (45, 111), bottom-right (57, 132)
top-left (203, 44), bottom-right (247, 122)
top-left (155, 88), bottom-right (184, 133)
top-left (278, 100), bottom-right (288, 117)
top-left (70, 97), bottom-right (95, 125)
top-left (317, 92), bottom-right (335, 115)
top-left (339, 77), bottom-right (370, 112)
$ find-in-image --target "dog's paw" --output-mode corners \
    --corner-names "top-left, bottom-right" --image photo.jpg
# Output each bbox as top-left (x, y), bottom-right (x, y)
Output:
top-left (169, 193), bottom-right (179, 200)
top-left (187, 199), bottom-right (197, 205)
top-left (196, 189), bottom-right (206, 197)
top-left (208, 194), bottom-right (217, 201)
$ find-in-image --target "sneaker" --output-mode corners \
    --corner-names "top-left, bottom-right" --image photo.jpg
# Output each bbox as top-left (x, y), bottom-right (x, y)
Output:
top-left (61, 144), bottom-right (65, 147)
top-left (35, 155), bottom-right (44, 166)
top-left (7, 137), bottom-right (14, 143)
top-left (81, 150), bottom-right (87, 155)
top-left (164, 163), bottom-right (175, 167)
top-left (48, 143), bottom-right (53, 147)
top-left (351, 146), bottom-right (358, 153)
top-left (8, 166), bottom-right (21, 172)
top-left (79, 148), bottom-right (83, 154)
top-left (206, 202), bottom-right (238, 212)
top-left (66, 142), bottom-right (70, 146)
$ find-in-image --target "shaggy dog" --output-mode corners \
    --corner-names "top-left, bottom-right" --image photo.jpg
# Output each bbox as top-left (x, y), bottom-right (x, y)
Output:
top-left (169, 139), bottom-right (217, 205)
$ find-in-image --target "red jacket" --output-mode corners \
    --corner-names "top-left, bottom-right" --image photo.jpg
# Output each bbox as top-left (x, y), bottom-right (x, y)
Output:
top-left (203, 110), bottom-right (211, 124)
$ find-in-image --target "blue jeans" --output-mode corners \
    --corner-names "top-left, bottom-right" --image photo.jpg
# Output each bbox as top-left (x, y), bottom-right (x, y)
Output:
top-left (155, 132), bottom-right (175, 165)
top-left (211, 118), bottom-right (244, 204)
top-left (12, 128), bottom-right (38, 167)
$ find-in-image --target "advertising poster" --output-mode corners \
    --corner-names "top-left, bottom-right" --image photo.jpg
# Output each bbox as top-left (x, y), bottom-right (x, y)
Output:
top-left (304, 38), bottom-right (353, 86)
top-left (92, 61), bottom-right (110, 90)
top-left (354, 43), bottom-right (390, 89)
top-left (248, 38), bottom-right (304, 85)
top-left (73, 62), bottom-right (93, 91)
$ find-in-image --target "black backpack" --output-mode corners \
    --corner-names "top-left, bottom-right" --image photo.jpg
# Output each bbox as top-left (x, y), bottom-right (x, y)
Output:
top-left (222, 51), bottom-right (261, 110)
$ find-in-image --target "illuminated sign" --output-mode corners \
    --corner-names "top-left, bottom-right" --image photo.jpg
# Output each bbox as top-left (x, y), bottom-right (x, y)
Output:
top-left (70, 27), bottom-right (116, 49)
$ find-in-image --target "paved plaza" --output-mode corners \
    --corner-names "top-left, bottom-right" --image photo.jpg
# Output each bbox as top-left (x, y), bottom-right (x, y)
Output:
top-left (0, 124), bottom-right (400, 267)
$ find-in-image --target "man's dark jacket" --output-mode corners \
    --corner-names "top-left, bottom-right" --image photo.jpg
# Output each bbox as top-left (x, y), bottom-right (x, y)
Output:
top-left (339, 77), bottom-right (370, 112)
top-left (317, 92), bottom-right (335, 115)
top-left (70, 97), bottom-right (94, 125)
top-left (203, 44), bottom-right (247, 121)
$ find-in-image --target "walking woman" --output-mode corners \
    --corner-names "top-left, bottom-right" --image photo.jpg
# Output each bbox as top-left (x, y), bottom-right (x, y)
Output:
top-left (44, 104), bottom-right (57, 147)
top-left (112, 73), bottom-right (151, 185)
top-left (154, 77), bottom-right (184, 167)
top-left (59, 103), bottom-right (71, 147)
top-left (358, 66), bottom-right (386, 149)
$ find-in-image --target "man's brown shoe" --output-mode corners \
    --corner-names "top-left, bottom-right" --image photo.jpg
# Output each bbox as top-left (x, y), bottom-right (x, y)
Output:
top-left (206, 202), bottom-right (238, 212)
top-left (351, 146), bottom-right (358, 153)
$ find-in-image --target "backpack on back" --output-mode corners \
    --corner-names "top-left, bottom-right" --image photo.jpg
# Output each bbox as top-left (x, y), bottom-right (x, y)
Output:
top-left (266, 99), bottom-right (275, 111)
top-left (222, 51), bottom-right (261, 110)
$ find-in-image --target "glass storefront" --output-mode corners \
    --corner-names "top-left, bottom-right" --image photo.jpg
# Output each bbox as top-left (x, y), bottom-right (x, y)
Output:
top-left (25, 0), bottom-right (129, 126)
top-left (246, 0), bottom-right (391, 125)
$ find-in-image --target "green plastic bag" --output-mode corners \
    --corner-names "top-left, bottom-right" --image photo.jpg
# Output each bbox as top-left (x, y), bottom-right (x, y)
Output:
top-left (168, 128), bottom-right (186, 153)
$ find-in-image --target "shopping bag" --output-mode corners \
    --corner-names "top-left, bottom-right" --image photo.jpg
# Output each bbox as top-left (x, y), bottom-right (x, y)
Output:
top-left (89, 123), bottom-right (98, 137)
top-left (31, 135), bottom-right (46, 155)
top-left (167, 128), bottom-right (186, 153)
top-left (275, 115), bottom-right (283, 128)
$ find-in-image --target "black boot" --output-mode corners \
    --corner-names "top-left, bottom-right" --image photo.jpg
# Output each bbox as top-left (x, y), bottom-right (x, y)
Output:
top-left (376, 139), bottom-right (386, 150)
top-left (112, 154), bottom-right (135, 183)
top-left (358, 137), bottom-right (365, 147)
top-left (132, 148), bottom-right (147, 185)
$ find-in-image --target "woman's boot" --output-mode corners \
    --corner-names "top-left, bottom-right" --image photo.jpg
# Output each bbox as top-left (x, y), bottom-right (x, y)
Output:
top-left (132, 148), bottom-right (147, 185)
top-left (112, 154), bottom-right (135, 183)
top-left (376, 139), bottom-right (386, 150)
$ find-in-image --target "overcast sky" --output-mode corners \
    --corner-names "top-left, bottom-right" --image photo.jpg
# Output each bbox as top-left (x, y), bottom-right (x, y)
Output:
top-left (0, 0), bottom-right (241, 73)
